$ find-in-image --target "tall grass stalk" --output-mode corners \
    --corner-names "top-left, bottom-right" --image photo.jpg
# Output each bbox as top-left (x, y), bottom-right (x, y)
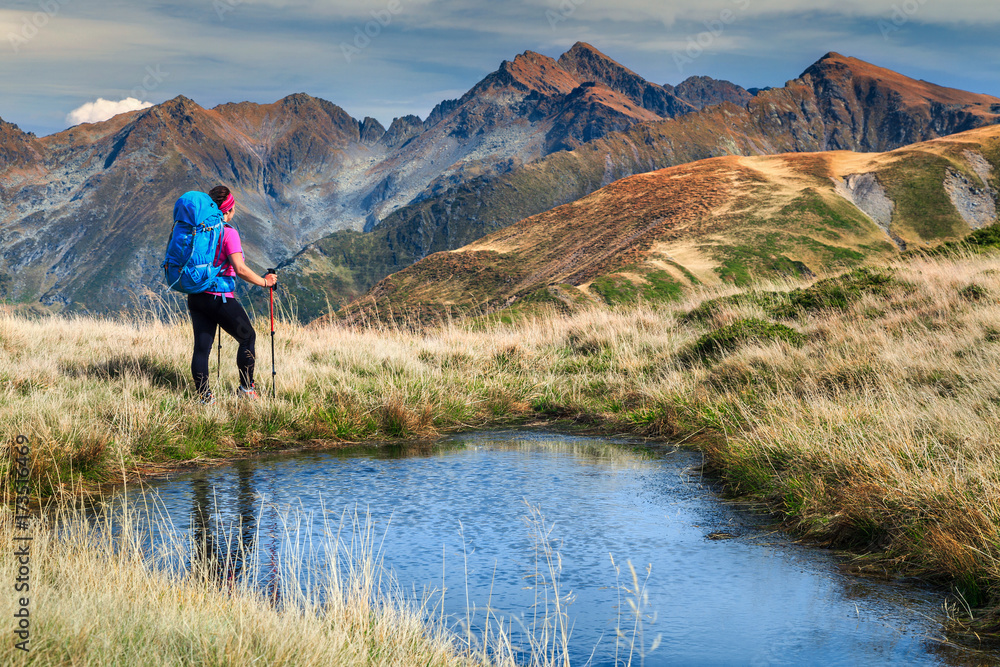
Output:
top-left (521, 502), bottom-right (573, 667)
top-left (610, 556), bottom-right (661, 667)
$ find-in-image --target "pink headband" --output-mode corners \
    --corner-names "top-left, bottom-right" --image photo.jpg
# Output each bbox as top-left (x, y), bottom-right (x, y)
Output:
top-left (219, 193), bottom-right (235, 213)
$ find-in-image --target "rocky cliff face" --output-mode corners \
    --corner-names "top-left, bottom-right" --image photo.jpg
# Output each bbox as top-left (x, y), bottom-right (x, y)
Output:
top-left (279, 51), bottom-right (1000, 323)
top-left (753, 52), bottom-right (1000, 153)
top-left (1, 43), bottom-right (712, 313)
top-left (797, 53), bottom-right (1000, 151)
top-left (555, 43), bottom-right (753, 114)
top-left (0, 120), bottom-right (43, 172)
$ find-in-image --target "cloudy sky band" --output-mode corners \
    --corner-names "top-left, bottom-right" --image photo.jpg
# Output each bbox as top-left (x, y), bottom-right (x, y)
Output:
top-left (1, 0), bottom-right (997, 136)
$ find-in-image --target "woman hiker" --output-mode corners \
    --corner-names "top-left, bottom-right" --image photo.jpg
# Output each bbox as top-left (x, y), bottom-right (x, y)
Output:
top-left (189, 185), bottom-right (278, 403)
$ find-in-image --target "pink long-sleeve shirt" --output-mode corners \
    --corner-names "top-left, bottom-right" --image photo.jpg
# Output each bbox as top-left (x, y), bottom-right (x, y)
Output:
top-left (206, 225), bottom-right (241, 298)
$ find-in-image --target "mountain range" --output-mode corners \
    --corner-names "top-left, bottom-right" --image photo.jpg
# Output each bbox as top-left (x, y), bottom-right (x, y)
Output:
top-left (0, 43), bottom-right (998, 317)
top-left (276, 50), bottom-right (1000, 320)
top-left (0, 43), bottom-right (742, 312)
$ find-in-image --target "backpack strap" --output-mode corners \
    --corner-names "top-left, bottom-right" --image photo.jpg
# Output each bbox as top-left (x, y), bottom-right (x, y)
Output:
top-left (214, 223), bottom-right (237, 301)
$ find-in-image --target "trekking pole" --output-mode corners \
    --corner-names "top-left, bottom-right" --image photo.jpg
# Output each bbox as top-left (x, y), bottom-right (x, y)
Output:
top-left (266, 269), bottom-right (277, 399)
top-left (216, 324), bottom-right (222, 389)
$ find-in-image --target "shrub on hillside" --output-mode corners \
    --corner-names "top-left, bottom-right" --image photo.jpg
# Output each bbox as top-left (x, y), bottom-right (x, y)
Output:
top-left (958, 283), bottom-right (990, 301)
top-left (684, 268), bottom-right (909, 323)
top-left (682, 291), bottom-right (791, 323)
top-left (685, 317), bottom-right (805, 363)
top-left (772, 268), bottom-right (910, 317)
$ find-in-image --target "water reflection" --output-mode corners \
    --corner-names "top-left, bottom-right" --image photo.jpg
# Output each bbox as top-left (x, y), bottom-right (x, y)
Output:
top-left (187, 461), bottom-right (283, 603)
top-left (131, 431), bottom-right (994, 666)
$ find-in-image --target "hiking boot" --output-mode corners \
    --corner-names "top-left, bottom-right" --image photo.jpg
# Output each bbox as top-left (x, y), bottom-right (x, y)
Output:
top-left (236, 384), bottom-right (258, 399)
top-left (199, 390), bottom-right (216, 405)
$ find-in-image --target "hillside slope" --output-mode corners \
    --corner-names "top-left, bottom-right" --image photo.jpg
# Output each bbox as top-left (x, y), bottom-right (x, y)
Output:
top-left (333, 125), bottom-right (1000, 325)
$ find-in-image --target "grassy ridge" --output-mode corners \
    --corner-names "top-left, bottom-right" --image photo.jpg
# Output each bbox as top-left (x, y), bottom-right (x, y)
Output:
top-left (336, 131), bottom-right (1000, 327)
top-left (6, 251), bottom-right (1000, 629)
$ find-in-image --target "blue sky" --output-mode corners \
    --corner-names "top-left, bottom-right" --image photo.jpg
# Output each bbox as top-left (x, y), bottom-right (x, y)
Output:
top-left (1, 0), bottom-right (998, 136)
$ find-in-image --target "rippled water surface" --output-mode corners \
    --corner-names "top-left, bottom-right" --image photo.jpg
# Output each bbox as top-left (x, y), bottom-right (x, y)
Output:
top-left (131, 430), bottom-right (991, 666)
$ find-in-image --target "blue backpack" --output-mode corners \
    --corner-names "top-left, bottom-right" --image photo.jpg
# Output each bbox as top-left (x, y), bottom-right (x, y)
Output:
top-left (162, 191), bottom-right (237, 295)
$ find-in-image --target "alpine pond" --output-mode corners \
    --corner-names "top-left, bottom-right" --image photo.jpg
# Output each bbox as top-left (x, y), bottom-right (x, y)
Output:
top-left (118, 430), bottom-right (990, 666)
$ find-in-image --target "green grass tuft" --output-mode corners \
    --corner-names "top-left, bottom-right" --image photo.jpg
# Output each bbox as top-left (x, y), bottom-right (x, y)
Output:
top-left (686, 318), bottom-right (805, 362)
top-left (959, 283), bottom-right (991, 302)
top-left (590, 274), bottom-right (640, 305)
top-left (773, 268), bottom-right (910, 317)
top-left (683, 291), bottom-right (791, 323)
top-left (926, 223), bottom-right (1000, 258)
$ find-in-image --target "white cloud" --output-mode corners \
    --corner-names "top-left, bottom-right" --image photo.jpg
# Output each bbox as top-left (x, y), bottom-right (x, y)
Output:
top-left (66, 97), bottom-right (154, 126)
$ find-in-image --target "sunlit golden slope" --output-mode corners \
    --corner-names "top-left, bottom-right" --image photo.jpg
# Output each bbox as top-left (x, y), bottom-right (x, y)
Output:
top-left (335, 124), bottom-right (1000, 325)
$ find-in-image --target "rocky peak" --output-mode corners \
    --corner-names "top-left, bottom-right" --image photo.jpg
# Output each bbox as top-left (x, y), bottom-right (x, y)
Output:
top-left (815, 51), bottom-right (849, 65)
top-left (543, 81), bottom-right (662, 152)
top-left (557, 42), bottom-right (647, 99)
top-left (799, 53), bottom-right (883, 92)
top-left (1, 117), bottom-right (33, 137)
top-left (381, 114), bottom-right (424, 148)
top-left (274, 93), bottom-right (356, 128)
top-left (359, 116), bottom-right (386, 144)
top-left (799, 52), bottom-right (1000, 108)
top-left (425, 98), bottom-right (461, 128)
top-left (144, 95), bottom-right (205, 132)
top-left (210, 95), bottom-right (363, 156)
top-left (277, 92), bottom-right (315, 107)
top-left (424, 51), bottom-right (582, 142)
top-left (673, 75), bottom-right (752, 110)
top-left (494, 50), bottom-right (580, 97)
top-left (557, 41), bottom-right (695, 118)
top-left (157, 95), bottom-right (201, 115)
top-left (746, 52), bottom-right (1000, 152)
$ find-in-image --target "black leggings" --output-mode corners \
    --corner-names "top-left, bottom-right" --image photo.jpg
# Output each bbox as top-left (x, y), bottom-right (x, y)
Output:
top-left (188, 293), bottom-right (256, 394)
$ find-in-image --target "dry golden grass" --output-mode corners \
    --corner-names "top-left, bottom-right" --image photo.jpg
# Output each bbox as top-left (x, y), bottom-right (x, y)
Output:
top-left (676, 253), bottom-right (1000, 619)
top-left (6, 250), bottom-right (1000, 627)
top-left (0, 497), bottom-right (496, 667)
